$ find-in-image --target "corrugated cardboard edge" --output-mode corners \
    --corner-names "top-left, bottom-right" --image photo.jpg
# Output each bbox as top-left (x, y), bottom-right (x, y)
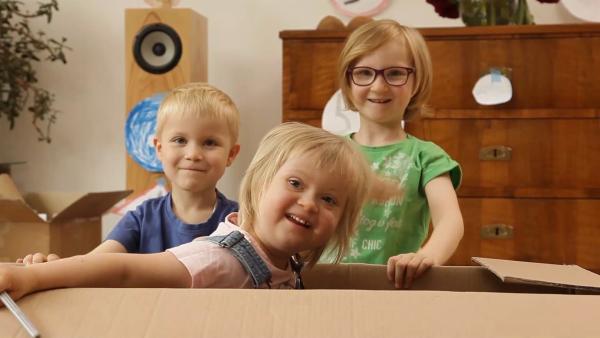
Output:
top-left (473, 257), bottom-right (600, 292)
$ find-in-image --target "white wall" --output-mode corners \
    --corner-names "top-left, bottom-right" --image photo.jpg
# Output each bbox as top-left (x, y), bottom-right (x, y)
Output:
top-left (0, 0), bottom-right (584, 234)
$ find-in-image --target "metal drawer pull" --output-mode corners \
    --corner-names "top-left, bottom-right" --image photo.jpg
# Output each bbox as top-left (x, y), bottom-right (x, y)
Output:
top-left (479, 145), bottom-right (512, 161)
top-left (481, 223), bottom-right (514, 239)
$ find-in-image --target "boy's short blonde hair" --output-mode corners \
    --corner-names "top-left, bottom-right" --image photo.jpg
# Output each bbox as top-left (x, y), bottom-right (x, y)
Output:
top-left (238, 122), bottom-right (371, 266)
top-left (337, 20), bottom-right (433, 121)
top-left (156, 83), bottom-right (240, 144)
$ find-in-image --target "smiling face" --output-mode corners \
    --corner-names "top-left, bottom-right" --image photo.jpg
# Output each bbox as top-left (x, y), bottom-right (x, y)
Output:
top-left (154, 115), bottom-right (239, 195)
top-left (349, 38), bottom-right (415, 128)
top-left (251, 152), bottom-right (349, 268)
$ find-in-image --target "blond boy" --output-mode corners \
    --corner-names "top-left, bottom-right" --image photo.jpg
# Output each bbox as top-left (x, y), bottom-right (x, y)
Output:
top-left (19, 83), bottom-right (240, 263)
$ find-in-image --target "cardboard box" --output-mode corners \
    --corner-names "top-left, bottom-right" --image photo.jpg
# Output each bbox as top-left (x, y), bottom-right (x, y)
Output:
top-left (0, 161), bottom-right (25, 175)
top-left (0, 174), bottom-right (131, 262)
top-left (305, 257), bottom-right (600, 293)
top-left (1, 258), bottom-right (599, 337)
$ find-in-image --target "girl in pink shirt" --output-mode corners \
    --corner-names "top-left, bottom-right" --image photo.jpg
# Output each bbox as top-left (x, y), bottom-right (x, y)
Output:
top-left (0, 122), bottom-right (371, 297)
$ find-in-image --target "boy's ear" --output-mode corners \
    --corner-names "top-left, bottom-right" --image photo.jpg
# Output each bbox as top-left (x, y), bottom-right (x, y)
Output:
top-left (153, 137), bottom-right (162, 158)
top-left (226, 144), bottom-right (241, 167)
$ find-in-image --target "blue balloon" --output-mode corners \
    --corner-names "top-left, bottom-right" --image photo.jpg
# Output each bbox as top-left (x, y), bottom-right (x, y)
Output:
top-left (125, 93), bottom-right (166, 172)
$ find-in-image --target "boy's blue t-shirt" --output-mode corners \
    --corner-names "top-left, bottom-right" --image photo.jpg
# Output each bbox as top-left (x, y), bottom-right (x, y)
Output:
top-left (106, 190), bottom-right (238, 253)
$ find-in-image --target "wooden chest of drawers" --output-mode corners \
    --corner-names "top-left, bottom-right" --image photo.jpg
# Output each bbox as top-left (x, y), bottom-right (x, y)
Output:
top-left (280, 24), bottom-right (600, 272)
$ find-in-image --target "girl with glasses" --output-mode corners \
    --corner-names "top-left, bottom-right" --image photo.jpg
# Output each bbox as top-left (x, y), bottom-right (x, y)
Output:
top-left (334, 19), bottom-right (464, 289)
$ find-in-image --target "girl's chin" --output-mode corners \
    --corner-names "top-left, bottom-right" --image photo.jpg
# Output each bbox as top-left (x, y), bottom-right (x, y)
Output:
top-left (273, 238), bottom-right (307, 256)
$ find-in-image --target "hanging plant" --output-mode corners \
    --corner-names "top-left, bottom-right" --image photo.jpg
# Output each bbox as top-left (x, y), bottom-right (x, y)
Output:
top-left (0, 0), bottom-right (70, 143)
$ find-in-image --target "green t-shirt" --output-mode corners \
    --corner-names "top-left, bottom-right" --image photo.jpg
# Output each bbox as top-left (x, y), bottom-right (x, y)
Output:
top-left (342, 133), bottom-right (462, 264)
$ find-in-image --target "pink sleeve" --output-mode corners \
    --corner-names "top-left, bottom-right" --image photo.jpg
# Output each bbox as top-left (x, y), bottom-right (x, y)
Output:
top-left (167, 240), bottom-right (251, 288)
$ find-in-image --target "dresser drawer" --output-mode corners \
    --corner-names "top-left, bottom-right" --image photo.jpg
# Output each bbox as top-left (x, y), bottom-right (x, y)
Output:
top-left (407, 117), bottom-right (600, 198)
top-left (450, 198), bottom-right (600, 272)
top-left (281, 26), bottom-right (600, 121)
top-left (426, 30), bottom-right (600, 110)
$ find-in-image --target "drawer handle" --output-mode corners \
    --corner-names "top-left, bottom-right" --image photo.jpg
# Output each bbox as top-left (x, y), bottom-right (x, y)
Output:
top-left (479, 146), bottom-right (512, 161)
top-left (481, 224), bottom-right (514, 239)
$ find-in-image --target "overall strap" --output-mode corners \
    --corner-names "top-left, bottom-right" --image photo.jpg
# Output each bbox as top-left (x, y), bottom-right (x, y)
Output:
top-left (290, 254), bottom-right (305, 290)
top-left (205, 230), bottom-right (272, 288)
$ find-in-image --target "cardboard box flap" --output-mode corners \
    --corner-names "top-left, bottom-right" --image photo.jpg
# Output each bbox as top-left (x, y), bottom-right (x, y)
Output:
top-left (0, 174), bottom-right (23, 201)
top-left (303, 263), bottom-right (567, 293)
top-left (24, 192), bottom-right (87, 216)
top-left (0, 199), bottom-right (41, 222)
top-left (473, 257), bottom-right (600, 292)
top-left (50, 190), bottom-right (131, 222)
top-left (304, 263), bottom-right (393, 290)
top-left (303, 263), bottom-right (490, 291)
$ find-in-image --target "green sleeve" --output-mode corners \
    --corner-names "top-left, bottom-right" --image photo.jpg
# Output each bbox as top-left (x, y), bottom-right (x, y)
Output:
top-left (419, 142), bottom-right (462, 191)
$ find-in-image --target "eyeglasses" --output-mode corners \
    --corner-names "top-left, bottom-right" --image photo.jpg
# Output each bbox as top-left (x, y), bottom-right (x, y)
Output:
top-left (348, 66), bottom-right (414, 87)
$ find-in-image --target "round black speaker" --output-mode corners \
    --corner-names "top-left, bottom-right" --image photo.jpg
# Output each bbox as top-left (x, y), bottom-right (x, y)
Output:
top-left (133, 23), bottom-right (182, 74)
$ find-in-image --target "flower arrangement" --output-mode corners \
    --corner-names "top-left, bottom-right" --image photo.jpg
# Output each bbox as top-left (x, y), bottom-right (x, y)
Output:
top-left (426, 0), bottom-right (460, 19)
top-left (426, 0), bottom-right (560, 25)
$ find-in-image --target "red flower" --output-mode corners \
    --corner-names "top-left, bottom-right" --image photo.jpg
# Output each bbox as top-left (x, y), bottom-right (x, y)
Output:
top-left (426, 0), bottom-right (459, 19)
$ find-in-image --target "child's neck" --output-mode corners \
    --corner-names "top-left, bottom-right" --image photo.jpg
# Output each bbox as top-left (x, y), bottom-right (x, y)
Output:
top-left (354, 122), bottom-right (406, 147)
top-left (240, 224), bottom-right (290, 270)
top-left (170, 188), bottom-right (217, 224)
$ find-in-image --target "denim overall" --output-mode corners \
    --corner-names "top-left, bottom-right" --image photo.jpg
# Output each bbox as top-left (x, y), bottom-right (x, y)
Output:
top-left (205, 230), bottom-right (304, 289)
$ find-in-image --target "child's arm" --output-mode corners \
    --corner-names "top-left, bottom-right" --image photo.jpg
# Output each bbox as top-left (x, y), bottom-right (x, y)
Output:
top-left (17, 240), bottom-right (127, 265)
top-left (387, 174), bottom-right (463, 288)
top-left (2, 252), bottom-right (191, 301)
top-left (419, 174), bottom-right (464, 264)
top-left (87, 240), bottom-right (127, 254)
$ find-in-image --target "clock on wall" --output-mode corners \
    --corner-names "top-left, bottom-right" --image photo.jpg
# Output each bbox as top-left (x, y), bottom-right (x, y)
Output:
top-left (330, 0), bottom-right (390, 17)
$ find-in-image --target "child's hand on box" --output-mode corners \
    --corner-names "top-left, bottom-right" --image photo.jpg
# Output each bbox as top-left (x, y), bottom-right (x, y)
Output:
top-left (387, 252), bottom-right (434, 289)
top-left (0, 265), bottom-right (35, 302)
top-left (17, 253), bottom-right (60, 265)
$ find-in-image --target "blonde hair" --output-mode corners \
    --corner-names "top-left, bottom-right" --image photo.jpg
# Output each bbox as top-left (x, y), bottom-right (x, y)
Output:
top-left (156, 83), bottom-right (240, 144)
top-left (337, 20), bottom-right (433, 121)
top-left (238, 122), bottom-right (371, 266)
